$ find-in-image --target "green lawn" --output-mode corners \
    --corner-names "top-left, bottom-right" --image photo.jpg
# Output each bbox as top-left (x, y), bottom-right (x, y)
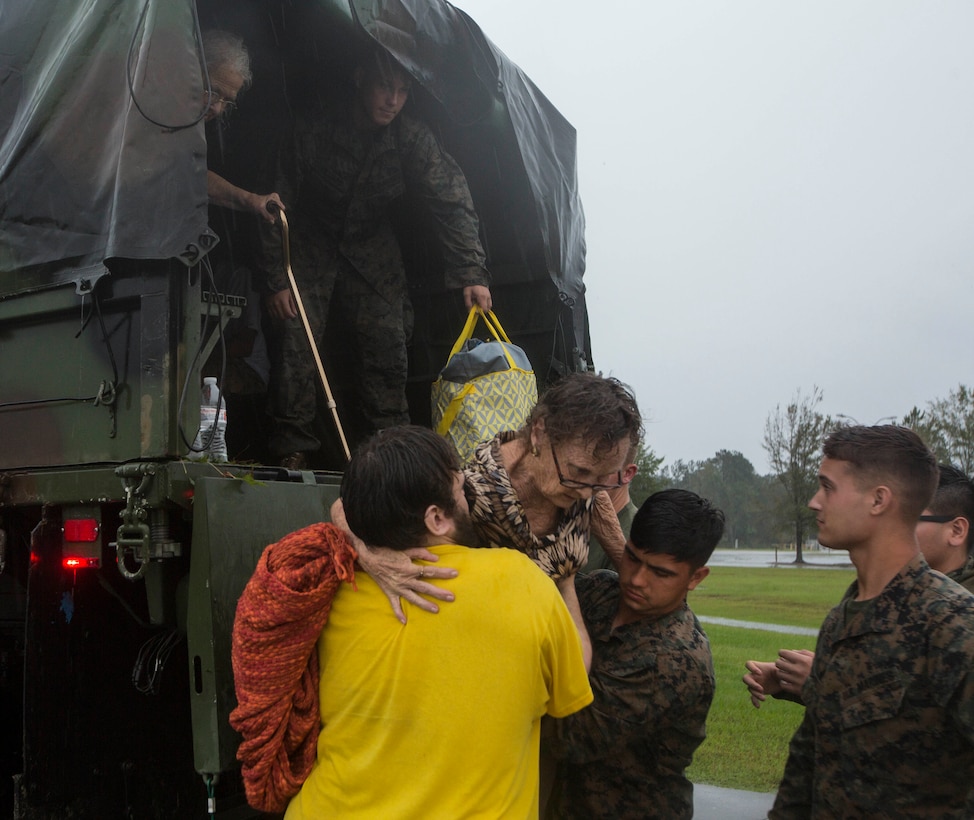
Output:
top-left (685, 566), bottom-right (856, 792)
top-left (692, 565), bottom-right (855, 626)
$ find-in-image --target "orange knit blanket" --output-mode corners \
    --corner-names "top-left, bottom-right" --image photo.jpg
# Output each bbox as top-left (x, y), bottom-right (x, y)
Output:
top-left (229, 522), bottom-right (357, 813)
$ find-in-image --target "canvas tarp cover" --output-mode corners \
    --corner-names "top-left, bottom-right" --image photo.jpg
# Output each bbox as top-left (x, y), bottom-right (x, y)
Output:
top-left (0, 0), bottom-right (585, 303)
top-left (0, 0), bottom-right (216, 290)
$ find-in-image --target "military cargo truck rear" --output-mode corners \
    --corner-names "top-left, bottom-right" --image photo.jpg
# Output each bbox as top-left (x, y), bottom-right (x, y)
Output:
top-left (0, 1), bottom-right (591, 816)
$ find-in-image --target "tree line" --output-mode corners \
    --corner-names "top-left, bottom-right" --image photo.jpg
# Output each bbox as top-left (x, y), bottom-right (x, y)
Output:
top-left (630, 383), bottom-right (974, 556)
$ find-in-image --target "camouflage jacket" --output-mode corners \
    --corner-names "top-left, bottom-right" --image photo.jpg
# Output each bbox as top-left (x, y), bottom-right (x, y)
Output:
top-left (948, 549), bottom-right (974, 593)
top-left (771, 555), bottom-right (974, 819)
top-left (260, 100), bottom-right (488, 294)
top-left (544, 571), bottom-right (714, 820)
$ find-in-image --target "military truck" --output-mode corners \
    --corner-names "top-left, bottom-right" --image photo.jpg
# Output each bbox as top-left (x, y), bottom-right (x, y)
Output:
top-left (0, 0), bottom-right (591, 816)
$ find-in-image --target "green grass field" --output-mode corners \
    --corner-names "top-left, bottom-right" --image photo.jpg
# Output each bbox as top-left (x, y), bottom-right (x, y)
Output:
top-left (685, 566), bottom-right (856, 792)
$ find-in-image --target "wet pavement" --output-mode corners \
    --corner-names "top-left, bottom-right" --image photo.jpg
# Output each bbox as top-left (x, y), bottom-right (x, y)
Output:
top-left (708, 548), bottom-right (852, 569)
top-left (691, 548), bottom-right (829, 815)
top-left (694, 783), bottom-right (775, 819)
top-left (701, 548), bottom-right (849, 636)
top-left (697, 615), bottom-right (818, 636)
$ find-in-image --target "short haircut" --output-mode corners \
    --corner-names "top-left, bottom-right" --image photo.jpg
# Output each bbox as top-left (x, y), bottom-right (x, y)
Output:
top-left (341, 426), bottom-right (460, 550)
top-left (358, 47), bottom-right (411, 89)
top-left (929, 464), bottom-right (974, 550)
top-left (525, 372), bottom-right (643, 459)
top-left (822, 424), bottom-right (938, 521)
top-left (202, 30), bottom-right (252, 88)
top-left (629, 489), bottom-right (725, 569)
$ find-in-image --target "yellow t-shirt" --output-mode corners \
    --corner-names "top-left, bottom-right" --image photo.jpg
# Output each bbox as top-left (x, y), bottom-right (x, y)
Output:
top-left (284, 545), bottom-right (593, 819)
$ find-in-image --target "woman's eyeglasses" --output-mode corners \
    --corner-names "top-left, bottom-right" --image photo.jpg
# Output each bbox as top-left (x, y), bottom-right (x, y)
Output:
top-left (549, 442), bottom-right (626, 491)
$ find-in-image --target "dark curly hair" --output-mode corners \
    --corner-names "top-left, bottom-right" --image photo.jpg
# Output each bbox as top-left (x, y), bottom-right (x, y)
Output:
top-left (523, 372), bottom-right (643, 458)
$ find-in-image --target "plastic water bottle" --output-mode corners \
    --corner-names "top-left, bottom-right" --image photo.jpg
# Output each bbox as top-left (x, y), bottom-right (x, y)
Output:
top-left (189, 377), bottom-right (228, 462)
top-left (205, 377), bottom-right (229, 462)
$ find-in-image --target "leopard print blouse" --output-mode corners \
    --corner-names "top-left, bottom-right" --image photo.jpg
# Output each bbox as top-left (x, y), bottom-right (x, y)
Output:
top-left (463, 432), bottom-right (592, 580)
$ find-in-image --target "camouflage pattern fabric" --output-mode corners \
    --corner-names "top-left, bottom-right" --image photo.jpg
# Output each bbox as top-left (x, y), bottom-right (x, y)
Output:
top-left (463, 432), bottom-right (592, 580)
top-left (544, 570), bottom-right (715, 820)
top-left (949, 549), bottom-right (974, 593)
top-left (260, 101), bottom-right (488, 294)
top-left (265, 249), bottom-right (412, 457)
top-left (260, 100), bottom-right (489, 457)
top-left (771, 555), bottom-right (974, 818)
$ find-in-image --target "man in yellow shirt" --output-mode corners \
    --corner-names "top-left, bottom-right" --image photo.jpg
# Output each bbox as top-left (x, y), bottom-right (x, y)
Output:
top-left (284, 426), bottom-right (593, 819)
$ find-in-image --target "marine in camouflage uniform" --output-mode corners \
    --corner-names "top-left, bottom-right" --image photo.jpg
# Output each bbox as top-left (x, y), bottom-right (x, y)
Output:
top-left (260, 57), bottom-right (489, 463)
top-left (544, 489), bottom-right (725, 820)
top-left (544, 571), bottom-right (714, 820)
top-left (920, 463), bottom-right (974, 593)
top-left (746, 463), bottom-right (974, 711)
top-left (949, 548), bottom-right (974, 592)
top-left (771, 556), bottom-right (974, 818)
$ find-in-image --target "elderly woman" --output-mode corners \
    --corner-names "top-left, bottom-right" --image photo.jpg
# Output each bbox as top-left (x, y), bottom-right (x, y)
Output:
top-left (464, 372), bottom-right (641, 577)
top-left (352, 372), bottom-right (643, 620)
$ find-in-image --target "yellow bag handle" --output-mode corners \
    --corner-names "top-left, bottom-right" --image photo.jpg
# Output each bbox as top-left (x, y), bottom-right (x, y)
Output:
top-left (444, 307), bottom-right (517, 369)
top-left (435, 383), bottom-right (476, 436)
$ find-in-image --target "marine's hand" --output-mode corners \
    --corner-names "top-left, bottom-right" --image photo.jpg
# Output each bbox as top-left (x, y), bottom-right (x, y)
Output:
top-left (329, 500), bottom-right (457, 624)
top-left (463, 284), bottom-right (492, 311)
top-left (264, 288), bottom-right (298, 321)
top-left (743, 660), bottom-right (781, 708)
top-left (775, 649), bottom-right (814, 697)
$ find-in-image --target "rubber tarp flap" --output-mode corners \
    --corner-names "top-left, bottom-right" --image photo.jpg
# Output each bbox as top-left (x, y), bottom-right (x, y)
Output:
top-left (0, 0), bottom-right (586, 308)
top-left (0, 0), bottom-right (211, 288)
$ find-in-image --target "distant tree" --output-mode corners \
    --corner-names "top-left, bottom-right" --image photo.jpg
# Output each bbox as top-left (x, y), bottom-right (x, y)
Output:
top-left (920, 385), bottom-right (974, 474)
top-left (762, 386), bottom-right (832, 563)
top-left (709, 450), bottom-right (763, 548)
top-left (628, 442), bottom-right (666, 507)
top-left (757, 474), bottom-right (793, 547)
top-left (664, 458), bottom-right (699, 489)
top-left (665, 450), bottom-right (764, 548)
top-left (663, 450), bottom-right (780, 546)
top-left (901, 406), bottom-right (951, 464)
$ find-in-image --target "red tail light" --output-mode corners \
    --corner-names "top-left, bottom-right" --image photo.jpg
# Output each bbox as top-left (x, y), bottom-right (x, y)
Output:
top-left (63, 518), bottom-right (99, 542)
top-left (62, 517), bottom-right (101, 569)
top-left (63, 556), bottom-right (100, 569)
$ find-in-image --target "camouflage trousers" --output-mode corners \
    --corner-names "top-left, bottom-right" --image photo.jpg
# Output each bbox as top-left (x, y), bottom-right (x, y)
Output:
top-left (266, 245), bottom-right (412, 460)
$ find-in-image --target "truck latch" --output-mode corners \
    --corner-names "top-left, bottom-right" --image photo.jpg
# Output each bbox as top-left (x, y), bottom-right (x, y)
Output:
top-left (113, 464), bottom-right (155, 581)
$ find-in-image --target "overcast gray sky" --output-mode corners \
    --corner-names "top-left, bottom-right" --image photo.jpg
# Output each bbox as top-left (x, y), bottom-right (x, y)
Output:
top-left (454, 0), bottom-right (974, 474)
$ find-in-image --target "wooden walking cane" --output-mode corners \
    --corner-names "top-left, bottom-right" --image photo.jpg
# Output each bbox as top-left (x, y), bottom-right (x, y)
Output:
top-left (272, 206), bottom-right (351, 462)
